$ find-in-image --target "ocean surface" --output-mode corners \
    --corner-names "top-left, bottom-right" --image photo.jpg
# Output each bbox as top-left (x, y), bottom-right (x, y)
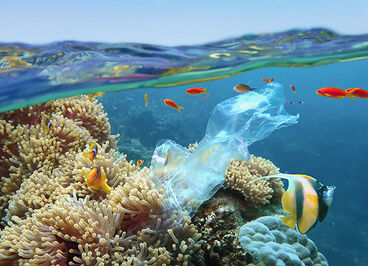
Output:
top-left (1, 28), bottom-right (368, 265)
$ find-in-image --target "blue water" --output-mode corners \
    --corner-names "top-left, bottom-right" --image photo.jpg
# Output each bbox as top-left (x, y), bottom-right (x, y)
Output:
top-left (1, 28), bottom-right (368, 264)
top-left (102, 58), bottom-right (368, 265)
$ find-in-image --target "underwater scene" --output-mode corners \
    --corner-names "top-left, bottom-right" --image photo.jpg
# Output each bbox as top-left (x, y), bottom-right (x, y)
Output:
top-left (0, 29), bottom-right (367, 265)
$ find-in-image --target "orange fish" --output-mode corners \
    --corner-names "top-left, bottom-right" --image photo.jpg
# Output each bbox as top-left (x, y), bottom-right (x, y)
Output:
top-left (186, 87), bottom-right (209, 95)
top-left (290, 84), bottom-right (296, 93)
top-left (163, 99), bottom-right (184, 112)
top-left (82, 165), bottom-right (112, 194)
top-left (145, 93), bottom-right (148, 107)
top-left (262, 77), bottom-right (274, 83)
top-left (316, 87), bottom-right (356, 100)
top-left (41, 112), bottom-right (54, 133)
top-left (137, 159), bottom-right (144, 167)
top-left (345, 88), bottom-right (368, 98)
top-left (233, 84), bottom-right (255, 94)
top-left (82, 141), bottom-right (98, 161)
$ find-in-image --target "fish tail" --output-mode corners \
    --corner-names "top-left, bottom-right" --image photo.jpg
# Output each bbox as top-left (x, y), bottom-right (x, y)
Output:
top-left (281, 215), bottom-right (296, 229)
top-left (204, 88), bottom-right (210, 95)
top-left (345, 91), bottom-right (357, 100)
top-left (145, 102), bottom-right (148, 108)
top-left (102, 182), bottom-right (113, 194)
top-left (177, 106), bottom-right (184, 112)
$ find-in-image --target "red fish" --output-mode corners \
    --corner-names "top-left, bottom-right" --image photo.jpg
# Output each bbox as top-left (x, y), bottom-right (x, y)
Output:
top-left (163, 99), bottom-right (184, 112)
top-left (262, 78), bottom-right (274, 83)
top-left (186, 87), bottom-right (209, 95)
top-left (316, 87), bottom-right (356, 100)
top-left (345, 88), bottom-right (368, 99)
top-left (290, 84), bottom-right (296, 93)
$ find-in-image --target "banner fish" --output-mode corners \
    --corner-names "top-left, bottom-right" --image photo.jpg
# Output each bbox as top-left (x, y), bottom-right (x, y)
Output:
top-left (249, 173), bottom-right (335, 234)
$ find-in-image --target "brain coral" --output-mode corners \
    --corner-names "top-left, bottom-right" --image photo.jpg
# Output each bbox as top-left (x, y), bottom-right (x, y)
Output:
top-left (239, 216), bottom-right (328, 265)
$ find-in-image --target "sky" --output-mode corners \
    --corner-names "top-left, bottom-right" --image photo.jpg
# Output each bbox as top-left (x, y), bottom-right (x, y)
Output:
top-left (1, 0), bottom-right (368, 45)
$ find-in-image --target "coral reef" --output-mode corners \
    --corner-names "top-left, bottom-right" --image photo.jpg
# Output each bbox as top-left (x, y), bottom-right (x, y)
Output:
top-left (225, 155), bottom-right (284, 207)
top-left (0, 96), bottom-right (203, 265)
top-left (0, 92), bottom-right (325, 265)
top-left (0, 96), bottom-right (115, 220)
top-left (238, 216), bottom-right (328, 265)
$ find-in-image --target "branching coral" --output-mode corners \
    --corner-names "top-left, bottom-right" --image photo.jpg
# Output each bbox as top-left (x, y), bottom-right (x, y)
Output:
top-left (225, 155), bottom-right (284, 206)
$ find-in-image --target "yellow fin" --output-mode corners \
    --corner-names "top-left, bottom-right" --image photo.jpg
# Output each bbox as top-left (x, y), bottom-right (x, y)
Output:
top-left (204, 88), bottom-right (210, 95)
top-left (89, 141), bottom-right (96, 151)
top-left (305, 194), bottom-right (319, 204)
top-left (345, 92), bottom-right (357, 100)
top-left (297, 194), bottom-right (319, 234)
top-left (82, 151), bottom-right (89, 158)
top-left (281, 190), bottom-right (296, 215)
top-left (281, 215), bottom-right (296, 230)
top-left (296, 174), bottom-right (313, 179)
top-left (102, 182), bottom-right (113, 194)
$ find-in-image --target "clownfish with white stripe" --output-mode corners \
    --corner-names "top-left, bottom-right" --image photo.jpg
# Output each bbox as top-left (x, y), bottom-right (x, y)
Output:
top-left (82, 165), bottom-right (112, 194)
top-left (82, 141), bottom-right (98, 162)
top-left (41, 112), bottom-right (54, 133)
top-left (249, 173), bottom-right (335, 234)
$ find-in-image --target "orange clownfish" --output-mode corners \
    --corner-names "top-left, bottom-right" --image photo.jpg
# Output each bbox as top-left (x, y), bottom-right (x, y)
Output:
top-left (249, 174), bottom-right (335, 234)
top-left (88, 92), bottom-right (105, 102)
top-left (145, 93), bottom-right (148, 107)
top-left (82, 141), bottom-right (98, 161)
top-left (262, 77), bottom-right (274, 83)
top-left (41, 112), bottom-right (54, 133)
top-left (290, 84), bottom-right (296, 93)
top-left (186, 87), bottom-right (209, 95)
top-left (316, 87), bottom-right (356, 100)
top-left (137, 159), bottom-right (144, 167)
top-left (345, 88), bottom-right (368, 99)
top-left (163, 99), bottom-right (184, 112)
top-left (82, 165), bottom-right (112, 194)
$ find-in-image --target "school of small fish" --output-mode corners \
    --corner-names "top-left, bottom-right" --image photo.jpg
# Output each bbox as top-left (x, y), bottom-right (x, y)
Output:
top-left (79, 75), bottom-right (368, 234)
